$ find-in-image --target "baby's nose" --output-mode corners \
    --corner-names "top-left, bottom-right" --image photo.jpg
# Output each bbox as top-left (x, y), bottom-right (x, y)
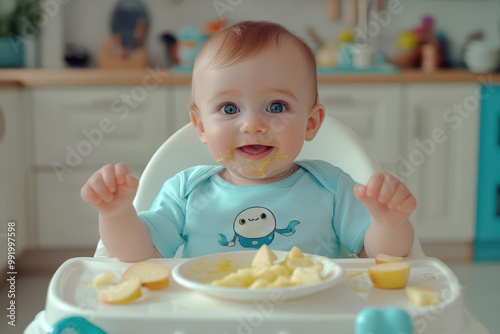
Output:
top-left (240, 112), bottom-right (268, 134)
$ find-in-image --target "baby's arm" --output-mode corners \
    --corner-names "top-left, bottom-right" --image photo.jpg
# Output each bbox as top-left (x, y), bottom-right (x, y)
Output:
top-left (81, 163), bottom-right (161, 262)
top-left (354, 172), bottom-right (416, 257)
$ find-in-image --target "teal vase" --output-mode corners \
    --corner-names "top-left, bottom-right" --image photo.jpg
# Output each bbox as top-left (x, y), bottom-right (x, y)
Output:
top-left (0, 37), bottom-right (25, 67)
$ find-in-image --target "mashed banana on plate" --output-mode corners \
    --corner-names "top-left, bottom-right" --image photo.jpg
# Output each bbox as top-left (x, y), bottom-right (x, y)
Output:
top-left (210, 245), bottom-right (326, 289)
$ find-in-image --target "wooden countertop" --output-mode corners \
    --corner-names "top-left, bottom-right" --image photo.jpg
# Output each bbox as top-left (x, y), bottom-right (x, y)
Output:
top-left (1, 68), bottom-right (500, 87)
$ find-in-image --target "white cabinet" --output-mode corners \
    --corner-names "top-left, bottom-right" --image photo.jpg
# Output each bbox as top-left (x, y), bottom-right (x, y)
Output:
top-left (0, 89), bottom-right (29, 267)
top-left (33, 87), bottom-right (174, 168)
top-left (404, 84), bottom-right (479, 242)
top-left (318, 84), bottom-right (402, 174)
top-left (31, 87), bottom-right (173, 247)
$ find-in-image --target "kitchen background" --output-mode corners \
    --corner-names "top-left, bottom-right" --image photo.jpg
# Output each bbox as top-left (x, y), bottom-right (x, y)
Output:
top-left (2, 0), bottom-right (500, 69)
top-left (1, 0), bottom-right (500, 333)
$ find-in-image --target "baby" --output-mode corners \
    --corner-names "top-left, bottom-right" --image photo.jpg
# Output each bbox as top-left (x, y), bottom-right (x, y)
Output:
top-left (81, 21), bottom-right (416, 262)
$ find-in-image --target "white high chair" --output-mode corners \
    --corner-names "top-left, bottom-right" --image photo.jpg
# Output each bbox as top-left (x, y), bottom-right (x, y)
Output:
top-left (94, 115), bottom-right (425, 258)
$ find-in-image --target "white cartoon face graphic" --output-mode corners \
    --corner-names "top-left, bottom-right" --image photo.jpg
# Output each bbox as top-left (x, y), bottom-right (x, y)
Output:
top-left (233, 207), bottom-right (276, 239)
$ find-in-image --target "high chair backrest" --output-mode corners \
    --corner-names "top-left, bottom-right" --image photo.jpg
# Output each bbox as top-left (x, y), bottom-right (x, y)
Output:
top-left (94, 115), bottom-right (425, 257)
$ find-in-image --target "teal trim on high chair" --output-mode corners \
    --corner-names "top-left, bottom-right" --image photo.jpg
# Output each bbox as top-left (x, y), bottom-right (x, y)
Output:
top-left (50, 316), bottom-right (106, 334)
top-left (355, 307), bottom-right (413, 334)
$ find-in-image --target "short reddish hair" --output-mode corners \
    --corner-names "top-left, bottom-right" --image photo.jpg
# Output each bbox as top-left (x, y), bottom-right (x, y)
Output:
top-left (190, 21), bottom-right (318, 109)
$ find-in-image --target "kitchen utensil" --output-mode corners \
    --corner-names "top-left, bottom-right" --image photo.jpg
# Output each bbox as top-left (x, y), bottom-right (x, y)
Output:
top-left (358, 0), bottom-right (368, 41)
top-left (160, 33), bottom-right (178, 67)
top-left (464, 41), bottom-right (500, 73)
top-left (111, 0), bottom-right (149, 51)
top-left (353, 44), bottom-right (376, 68)
top-left (64, 44), bottom-right (90, 68)
top-left (347, 0), bottom-right (358, 27)
top-left (373, 0), bottom-right (384, 12)
top-left (326, 0), bottom-right (341, 20)
top-left (421, 41), bottom-right (440, 72)
top-left (307, 27), bottom-right (325, 48)
top-left (99, 0), bottom-right (149, 68)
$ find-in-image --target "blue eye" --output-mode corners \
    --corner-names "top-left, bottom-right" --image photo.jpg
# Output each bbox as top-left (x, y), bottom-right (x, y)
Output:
top-left (221, 104), bottom-right (239, 115)
top-left (267, 102), bottom-right (285, 114)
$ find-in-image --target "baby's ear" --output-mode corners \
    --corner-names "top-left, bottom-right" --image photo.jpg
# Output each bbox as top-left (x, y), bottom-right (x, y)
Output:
top-left (188, 105), bottom-right (207, 144)
top-left (305, 103), bottom-right (325, 141)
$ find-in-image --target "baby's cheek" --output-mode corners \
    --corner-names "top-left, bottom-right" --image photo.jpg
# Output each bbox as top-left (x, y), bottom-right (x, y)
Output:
top-left (205, 134), bottom-right (232, 162)
top-left (279, 138), bottom-right (303, 160)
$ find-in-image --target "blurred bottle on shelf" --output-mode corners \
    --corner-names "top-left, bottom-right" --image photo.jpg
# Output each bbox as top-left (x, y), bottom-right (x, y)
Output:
top-left (421, 40), bottom-right (440, 72)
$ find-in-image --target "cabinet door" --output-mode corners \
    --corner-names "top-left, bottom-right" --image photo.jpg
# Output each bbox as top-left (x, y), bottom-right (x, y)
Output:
top-left (405, 84), bottom-right (479, 242)
top-left (0, 89), bottom-right (28, 266)
top-left (318, 84), bottom-right (402, 173)
top-left (36, 168), bottom-right (144, 248)
top-left (31, 87), bottom-right (173, 248)
top-left (32, 87), bottom-right (173, 167)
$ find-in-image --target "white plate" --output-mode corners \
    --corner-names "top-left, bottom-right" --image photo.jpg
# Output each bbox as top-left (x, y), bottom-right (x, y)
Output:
top-left (172, 250), bottom-right (344, 302)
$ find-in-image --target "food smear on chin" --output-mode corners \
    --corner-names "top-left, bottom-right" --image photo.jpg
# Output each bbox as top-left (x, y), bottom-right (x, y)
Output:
top-left (241, 149), bottom-right (289, 178)
top-left (248, 154), bottom-right (274, 177)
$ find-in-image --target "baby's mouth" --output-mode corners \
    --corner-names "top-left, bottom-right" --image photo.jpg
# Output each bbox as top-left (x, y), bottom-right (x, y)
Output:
top-left (236, 145), bottom-right (274, 160)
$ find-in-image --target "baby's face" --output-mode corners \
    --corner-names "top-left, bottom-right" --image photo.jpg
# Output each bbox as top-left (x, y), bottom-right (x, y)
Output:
top-left (192, 40), bottom-right (319, 184)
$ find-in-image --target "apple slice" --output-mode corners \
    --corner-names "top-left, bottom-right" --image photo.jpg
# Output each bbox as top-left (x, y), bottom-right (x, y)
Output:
top-left (287, 246), bottom-right (304, 260)
top-left (291, 266), bottom-right (323, 285)
top-left (251, 244), bottom-right (277, 267)
top-left (97, 277), bottom-right (141, 304)
top-left (122, 261), bottom-right (170, 291)
top-left (375, 253), bottom-right (403, 265)
top-left (91, 271), bottom-right (115, 287)
top-left (406, 286), bottom-right (441, 306)
top-left (368, 262), bottom-right (410, 289)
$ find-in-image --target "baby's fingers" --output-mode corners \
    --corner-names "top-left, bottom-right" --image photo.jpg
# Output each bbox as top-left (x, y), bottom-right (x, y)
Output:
top-left (365, 173), bottom-right (385, 198)
top-left (377, 172), bottom-right (400, 204)
top-left (124, 173), bottom-right (139, 189)
top-left (386, 182), bottom-right (410, 209)
top-left (397, 194), bottom-right (417, 213)
top-left (354, 184), bottom-right (366, 201)
top-left (115, 163), bottom-right (132, 185)
top-left (101, 164), bottom-right (117, 193)
top-left (80, 183), bottom-right (102, 205)
top-left (87, 174), bottom-right (114, 203)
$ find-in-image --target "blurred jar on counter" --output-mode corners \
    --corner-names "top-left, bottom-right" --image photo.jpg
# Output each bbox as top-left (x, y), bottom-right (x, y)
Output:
top-left (393, 30), bottom-right (420, 67)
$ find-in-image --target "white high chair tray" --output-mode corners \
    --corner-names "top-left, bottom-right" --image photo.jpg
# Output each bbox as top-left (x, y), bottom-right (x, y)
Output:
top-left (25, 256), bottom-right (489, 334)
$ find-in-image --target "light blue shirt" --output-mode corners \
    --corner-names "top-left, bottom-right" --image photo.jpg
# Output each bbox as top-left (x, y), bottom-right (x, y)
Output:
top-left (138, 160), bottom-right (370, 258)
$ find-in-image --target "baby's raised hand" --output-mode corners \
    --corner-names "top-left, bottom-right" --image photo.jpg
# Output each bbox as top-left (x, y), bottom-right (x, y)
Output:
top-left (353, 172), bottom-right (416, 226)
top-left (81, 163), bottom-right (139, 217)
